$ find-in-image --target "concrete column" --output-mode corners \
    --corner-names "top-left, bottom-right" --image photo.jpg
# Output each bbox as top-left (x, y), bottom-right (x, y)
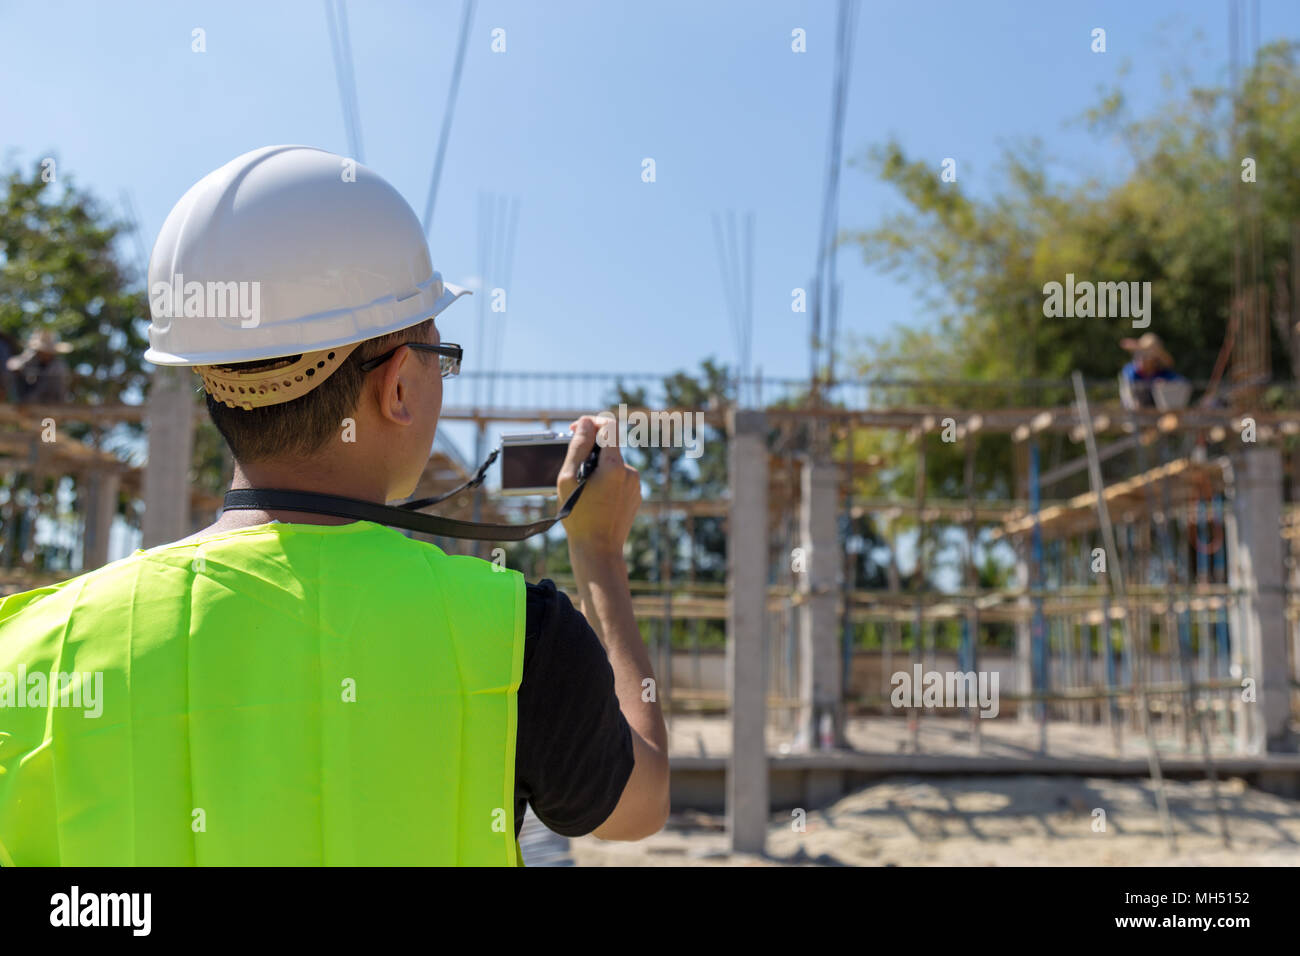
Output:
top-left (82, 469), bottom-right (120, 570)
top-left (1226, 447), bottom-right (1291, 753)
top-left (1015, 549), bottom-right (1033, 723)
top-left (727, 409), bottom-right (768, 854)
top-left (142, 366), bottom-right (195, 547)
top-left (797, 456), bottom-right (844, 748)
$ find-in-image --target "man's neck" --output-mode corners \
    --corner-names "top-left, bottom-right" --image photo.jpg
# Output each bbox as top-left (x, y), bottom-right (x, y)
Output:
top-left (230, 458), bottom-right (389, 502)
top-left (177, 458), bottom-right (390, 544)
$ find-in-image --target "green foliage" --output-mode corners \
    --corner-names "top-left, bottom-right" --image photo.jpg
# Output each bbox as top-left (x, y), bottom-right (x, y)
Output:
top-left (835, 41), bottom-right (1300, 589)
top-left (609, 357), bottom-right (732, 584)
top-left (0, 159), bottom-right (232, 516)
top-left (846, 41), bottom-right (1300, 393)
top-left (0, 160), bottom-right (150, 403)
top-left (0, 159), bottom-right (159, 567)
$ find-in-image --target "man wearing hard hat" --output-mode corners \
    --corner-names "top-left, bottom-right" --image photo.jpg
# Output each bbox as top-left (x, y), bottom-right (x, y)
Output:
top-left (0, 146), bottom-right (667, 865)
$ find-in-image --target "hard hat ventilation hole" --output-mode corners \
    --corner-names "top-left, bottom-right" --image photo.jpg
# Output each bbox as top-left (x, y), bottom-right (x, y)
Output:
top-left (283, 379), bottom-right (291, 387)
top-left (316, 361), bottom-right (325, 369)
top-left (327, 352), bottom-right (335, 360)
top-left (306, 368), bottom-right (315, 377)
top-left (295, 375), bottom-right (303, 382)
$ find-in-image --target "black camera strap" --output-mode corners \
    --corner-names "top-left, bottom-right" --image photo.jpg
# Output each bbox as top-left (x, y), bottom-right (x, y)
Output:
top-left (222, 446), bottom-right (600, 542)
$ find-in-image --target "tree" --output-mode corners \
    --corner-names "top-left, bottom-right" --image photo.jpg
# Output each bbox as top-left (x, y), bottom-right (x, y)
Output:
top-left (846, 41), bottom-right (1300, 396)
top-left (609, 358), bottom-right (733, 587)
top-left (0, 159), bottom-right (155, 569)
top-left (0, 160), bottom-right (150, 403)
top-left (836, 41), bottom-right (1300, 590)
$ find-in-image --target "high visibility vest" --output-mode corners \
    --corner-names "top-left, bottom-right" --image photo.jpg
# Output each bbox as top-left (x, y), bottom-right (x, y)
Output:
top-left (0, 521), bottom-right (525, 866)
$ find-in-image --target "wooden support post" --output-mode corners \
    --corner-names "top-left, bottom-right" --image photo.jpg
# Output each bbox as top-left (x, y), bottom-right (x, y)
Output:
top-left (1073, 371), bottom-right (1176, 850)
top-left (727, 409), bottom-right (768, 854)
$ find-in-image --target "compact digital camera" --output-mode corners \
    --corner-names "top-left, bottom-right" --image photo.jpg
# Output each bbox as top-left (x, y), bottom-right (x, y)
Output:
top-left (498, 431), bottom-right (574, 496)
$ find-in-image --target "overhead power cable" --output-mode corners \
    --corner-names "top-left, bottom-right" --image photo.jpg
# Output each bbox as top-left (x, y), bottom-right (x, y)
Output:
top-left (712, 210), bottom-right (755, 404)
top-left (811, 0), bottom-right (859, 386)
top-left (423, 0), bottom-right (477, 237)
top-left (324, 0), bottom-right (365, 162)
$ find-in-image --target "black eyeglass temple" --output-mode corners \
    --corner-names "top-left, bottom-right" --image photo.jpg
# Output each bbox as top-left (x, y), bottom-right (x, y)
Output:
top-left (359, 342), bottom-right (462, 373)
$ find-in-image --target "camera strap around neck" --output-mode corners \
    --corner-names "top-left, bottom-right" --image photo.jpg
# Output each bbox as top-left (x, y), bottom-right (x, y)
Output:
top-left (222, 446), bottom-right (599, 542)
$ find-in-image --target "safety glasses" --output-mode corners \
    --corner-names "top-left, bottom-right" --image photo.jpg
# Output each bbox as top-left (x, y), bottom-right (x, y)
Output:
top-left (359, 342), bottom-right (463, 378)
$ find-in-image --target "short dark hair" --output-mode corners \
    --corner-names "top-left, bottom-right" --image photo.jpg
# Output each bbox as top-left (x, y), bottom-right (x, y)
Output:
top-left (205, 319), bottom-right (435, 462)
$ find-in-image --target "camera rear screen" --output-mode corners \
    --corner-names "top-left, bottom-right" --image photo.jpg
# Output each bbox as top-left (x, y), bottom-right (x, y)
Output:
top-left (500, 441), bottom-right (570, 494)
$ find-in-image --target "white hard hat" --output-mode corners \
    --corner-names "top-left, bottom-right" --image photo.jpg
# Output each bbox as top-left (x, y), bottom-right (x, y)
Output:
top-left (145, 145), bottom-right (468, 372)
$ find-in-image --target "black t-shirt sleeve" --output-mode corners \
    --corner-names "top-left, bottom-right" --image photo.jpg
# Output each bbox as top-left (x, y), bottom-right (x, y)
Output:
top-left (514, 580), bottom-right (635, 838)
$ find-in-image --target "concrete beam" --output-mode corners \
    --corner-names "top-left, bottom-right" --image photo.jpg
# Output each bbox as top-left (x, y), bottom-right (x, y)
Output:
top-left (727, 409), bottom-right (769, 854)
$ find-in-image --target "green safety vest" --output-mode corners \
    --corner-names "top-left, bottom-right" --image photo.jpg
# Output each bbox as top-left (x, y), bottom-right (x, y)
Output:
top-left (0, 521), bottom-right (525, 866)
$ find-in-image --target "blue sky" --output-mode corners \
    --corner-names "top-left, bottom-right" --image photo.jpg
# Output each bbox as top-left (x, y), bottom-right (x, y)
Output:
top-left (6, 0), bottom-right (1296, 398)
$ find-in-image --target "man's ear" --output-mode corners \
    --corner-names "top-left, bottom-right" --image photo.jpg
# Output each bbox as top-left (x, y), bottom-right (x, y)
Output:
top-left (374, 345), bottom-right (415, 426)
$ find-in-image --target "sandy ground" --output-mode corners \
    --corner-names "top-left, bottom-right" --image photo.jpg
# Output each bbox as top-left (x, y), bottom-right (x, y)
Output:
top-left (567, 775), bottom-right (1300, 866)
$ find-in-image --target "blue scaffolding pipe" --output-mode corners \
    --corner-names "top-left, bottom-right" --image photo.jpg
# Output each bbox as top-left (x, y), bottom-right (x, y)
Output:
top-left (959, 616), bottom-right (972, 674)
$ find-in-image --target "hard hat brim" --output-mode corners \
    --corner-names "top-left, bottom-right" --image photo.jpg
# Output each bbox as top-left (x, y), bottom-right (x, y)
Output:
top-left (436, 280), bottom-right (469, 312)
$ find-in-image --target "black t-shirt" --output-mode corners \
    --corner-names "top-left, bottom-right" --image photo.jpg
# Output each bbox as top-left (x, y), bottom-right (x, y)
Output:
top-left (515, 579), bottom-right (635, 838)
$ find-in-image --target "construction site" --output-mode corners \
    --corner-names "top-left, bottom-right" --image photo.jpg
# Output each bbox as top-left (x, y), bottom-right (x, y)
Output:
top-left (4, 349), bottom-right (1300, 866)
top-left (4, 0), bottom-right (1300, 871)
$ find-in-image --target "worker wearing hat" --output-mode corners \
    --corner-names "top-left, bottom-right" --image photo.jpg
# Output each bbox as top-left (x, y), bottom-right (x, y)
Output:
top-left (6, 328), bottom-right (73, 404)
top-left (1120, 332), bottom-right (1179, 410)
top-left (0, 146), bottom-right (667, 865)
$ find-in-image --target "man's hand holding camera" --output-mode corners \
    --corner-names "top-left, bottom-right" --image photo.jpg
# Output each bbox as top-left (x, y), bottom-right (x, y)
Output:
top-left (558, 414), bottom-right (642, 557)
